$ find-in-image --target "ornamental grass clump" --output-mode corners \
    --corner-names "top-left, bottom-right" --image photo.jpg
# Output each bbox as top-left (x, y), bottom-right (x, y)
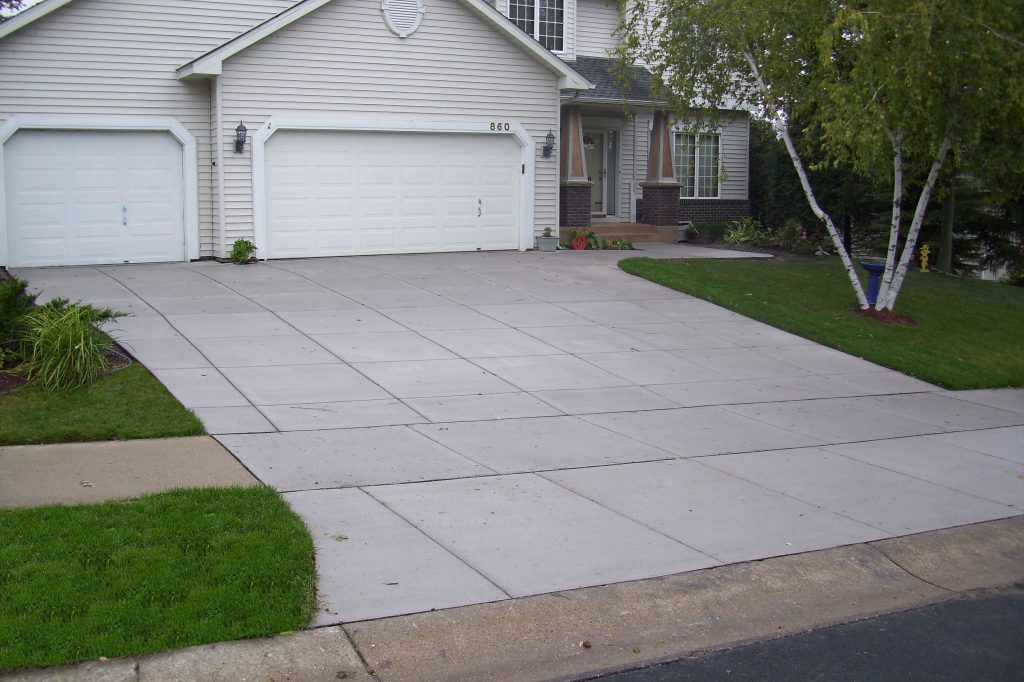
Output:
top-left (17, 299), bottom-right (124, 391)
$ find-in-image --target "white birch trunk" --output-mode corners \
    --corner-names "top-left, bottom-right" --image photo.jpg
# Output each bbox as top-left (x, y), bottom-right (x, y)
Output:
top-left (875, 129), bottom-right (903, 310)
top-left (742, 49), bottom-right (869, 309)
top-left (879, 131), bottom-right (953, 311)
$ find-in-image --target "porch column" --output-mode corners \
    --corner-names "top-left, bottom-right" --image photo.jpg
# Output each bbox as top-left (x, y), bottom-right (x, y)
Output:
top-left (559, 106), bottom-right (592, 229)
top-left (640, 110), bottom-right (681, 226)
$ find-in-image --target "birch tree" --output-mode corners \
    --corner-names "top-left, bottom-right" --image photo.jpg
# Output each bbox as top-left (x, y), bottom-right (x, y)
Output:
top-left (618, 0), bottom-right (1024, 312)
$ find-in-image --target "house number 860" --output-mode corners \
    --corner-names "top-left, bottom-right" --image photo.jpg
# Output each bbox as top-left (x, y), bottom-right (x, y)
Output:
top-left (490, 122), bottom-right (511, 131)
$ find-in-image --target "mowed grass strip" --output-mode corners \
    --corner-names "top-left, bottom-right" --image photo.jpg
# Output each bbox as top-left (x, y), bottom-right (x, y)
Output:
top-left (619, 257), bottom-right (1024, 390)
top-left (0, 487), bottom-right (315, 670)
top-left (0, 363), bottom-right (203, 446)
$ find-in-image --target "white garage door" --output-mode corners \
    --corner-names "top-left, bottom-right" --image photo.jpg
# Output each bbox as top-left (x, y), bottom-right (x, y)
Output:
top-left (3, 130), bottom-right (185, 267)
top-left (264, 130), bottom-right (521, 258)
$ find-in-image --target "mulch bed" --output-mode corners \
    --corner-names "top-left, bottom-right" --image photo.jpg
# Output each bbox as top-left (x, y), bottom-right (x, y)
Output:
top-left (0, 348), bottom-right (132, 395)
top-left (852, 307), bottom-right (918, 326)
top-left (0, 370), bottom-right (27, 394)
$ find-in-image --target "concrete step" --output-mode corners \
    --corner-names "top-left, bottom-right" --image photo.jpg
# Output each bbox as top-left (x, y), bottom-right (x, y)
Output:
top-left (580, 223), bottom-right (681, 244)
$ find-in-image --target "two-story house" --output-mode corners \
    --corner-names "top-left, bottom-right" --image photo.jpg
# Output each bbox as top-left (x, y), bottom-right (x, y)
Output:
top-left (500, 0), bottom-right (750, 235)
top-left (0, 0), bottom-right (749, 268)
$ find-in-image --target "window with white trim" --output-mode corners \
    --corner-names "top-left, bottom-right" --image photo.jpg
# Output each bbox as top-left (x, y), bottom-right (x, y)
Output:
top-left (509, 0), bottom-right (564, 52)
top-left (674, 133), bottom-right (720, 198)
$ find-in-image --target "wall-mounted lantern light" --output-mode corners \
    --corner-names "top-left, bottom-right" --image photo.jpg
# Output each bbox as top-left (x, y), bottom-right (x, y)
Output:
top-left (543, 129), bottom-right (555, 158)
top-left (234, 122), bottom-right (248, 153)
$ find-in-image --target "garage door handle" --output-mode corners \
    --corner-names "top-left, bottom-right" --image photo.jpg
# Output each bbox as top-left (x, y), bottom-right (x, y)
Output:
top-left (122, 205), bottom-right (127, 227)
top-left (478, 199), bottom-right (482, 218)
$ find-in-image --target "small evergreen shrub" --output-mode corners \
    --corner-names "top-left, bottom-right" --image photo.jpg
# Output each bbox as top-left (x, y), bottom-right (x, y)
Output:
top-left (0, 277), bottom-right (37, 344)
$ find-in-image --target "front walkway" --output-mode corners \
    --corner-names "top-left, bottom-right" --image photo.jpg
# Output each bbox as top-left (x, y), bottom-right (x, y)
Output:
top-left (16, 246), bottom-right (1024, 625)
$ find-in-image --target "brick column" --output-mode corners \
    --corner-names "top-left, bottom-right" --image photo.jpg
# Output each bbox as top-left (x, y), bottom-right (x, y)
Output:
top-left (641, 111), bottom-right (681, 226)
top-left (640, 184), bottom-right (682, 226)
top-left (560, 184), bottom-right (592, 228)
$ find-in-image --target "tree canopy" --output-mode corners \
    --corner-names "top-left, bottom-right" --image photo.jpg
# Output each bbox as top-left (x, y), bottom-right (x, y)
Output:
top-left (618, 0), bottom-right (1024, 310)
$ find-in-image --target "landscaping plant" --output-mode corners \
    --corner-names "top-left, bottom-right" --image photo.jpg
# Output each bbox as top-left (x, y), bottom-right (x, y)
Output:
top-left (722, 218), bottom-right (769, 247)
top-left (0, 277), bottom-right (36, 356)
top-left (16, 299), bottom-right (124, 391)
top-left (568, 228), bottom-right (634, 250)
top-left (229, 238), bottom-right (257, 264)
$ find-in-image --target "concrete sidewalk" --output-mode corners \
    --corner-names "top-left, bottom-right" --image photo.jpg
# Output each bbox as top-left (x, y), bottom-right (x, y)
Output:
top-left (15, 250), bottom-right (1024, 627)
top-left (0, 437), bottom-right (258, 509)
top-left (6, 516), bottom-right (1022, 682)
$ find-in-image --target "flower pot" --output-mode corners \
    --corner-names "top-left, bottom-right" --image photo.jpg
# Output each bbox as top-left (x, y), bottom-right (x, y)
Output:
top-left (537, 235), bottom-right (559, 252)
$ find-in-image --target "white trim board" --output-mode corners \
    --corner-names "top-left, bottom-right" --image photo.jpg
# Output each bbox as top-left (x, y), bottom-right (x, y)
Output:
top-left (251, 117), bottom-right (536, 258)
top-left (0, 115), bottom-right (200, 267)
top-left (0, 0), bottom-right (75, 41)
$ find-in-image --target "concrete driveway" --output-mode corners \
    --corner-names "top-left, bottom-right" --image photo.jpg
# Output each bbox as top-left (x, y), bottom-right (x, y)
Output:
top-left (16, 246), bottom-right (1024, 625)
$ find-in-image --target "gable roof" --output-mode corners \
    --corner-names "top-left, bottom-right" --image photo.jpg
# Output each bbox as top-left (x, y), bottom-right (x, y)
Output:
top-left (175, 0), bottom-right (592, 90)
top-left (0, 0), bottom-right (75, 40)
top-left (564, 56), bottom-right (660, 105)
top-left (1, 0), bottom-right (591, 90)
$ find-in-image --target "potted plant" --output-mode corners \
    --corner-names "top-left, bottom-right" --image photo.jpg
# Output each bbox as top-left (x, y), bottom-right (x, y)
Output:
top-left (230, 239), bottom-right (257, 264)
top-left (537, 227), bottom-right (559, 252)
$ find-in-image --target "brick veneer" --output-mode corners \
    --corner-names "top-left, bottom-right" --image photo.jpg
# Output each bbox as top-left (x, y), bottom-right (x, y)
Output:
top-left (679, 199), bottom-right (750, 223)
top-left (559, 183), bottom-right (592, 228)
top-left (639, 183), bottom-right (683, 226)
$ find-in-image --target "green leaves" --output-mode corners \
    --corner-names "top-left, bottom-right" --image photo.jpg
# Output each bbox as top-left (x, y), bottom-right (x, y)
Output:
top-left (16, 299), bottom-right (125, 392)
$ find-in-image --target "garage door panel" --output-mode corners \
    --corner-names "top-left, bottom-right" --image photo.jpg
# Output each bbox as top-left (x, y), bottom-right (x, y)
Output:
top-left (5, 130), bottom-right (185, 267)
top-left (265, 130), bottom-right (520, 258)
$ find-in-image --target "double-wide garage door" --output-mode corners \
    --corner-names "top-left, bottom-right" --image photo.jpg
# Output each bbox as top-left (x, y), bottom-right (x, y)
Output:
top-left (4, 130), bottom-right (185, 267)
top-left (264, 130), bottom-right (522, 258)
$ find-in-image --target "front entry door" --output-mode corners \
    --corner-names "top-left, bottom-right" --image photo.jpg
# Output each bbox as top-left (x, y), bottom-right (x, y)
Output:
top-left (583, 129), bottom-right (606, 215)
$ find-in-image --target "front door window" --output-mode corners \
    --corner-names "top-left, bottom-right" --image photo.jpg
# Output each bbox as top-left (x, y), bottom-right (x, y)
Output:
top-left (583, 130), bottom-right (605, 215)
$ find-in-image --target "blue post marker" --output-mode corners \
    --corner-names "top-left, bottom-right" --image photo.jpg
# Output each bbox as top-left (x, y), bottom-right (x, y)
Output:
top-left (860, 261), bottom-right (887, 307)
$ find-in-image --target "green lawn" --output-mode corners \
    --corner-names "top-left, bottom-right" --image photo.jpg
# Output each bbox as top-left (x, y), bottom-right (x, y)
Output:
top-left (0, 363), bottom-right (202, 446)
top-left (619, 257), bottom-right (1024, 390)
top-left (0, 487), bottom-right (315, 670)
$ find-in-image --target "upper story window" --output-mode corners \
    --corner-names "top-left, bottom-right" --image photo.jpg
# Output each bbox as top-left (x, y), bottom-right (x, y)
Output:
top-left (674, 133), bottom-right (720, 198)
top-left (509, 0), bottom-right (564, 52)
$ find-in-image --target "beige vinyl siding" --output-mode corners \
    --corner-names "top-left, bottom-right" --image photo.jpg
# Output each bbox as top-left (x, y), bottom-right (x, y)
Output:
top-left (0, 0), bottom-right (296, 258)
top-left (218, 0), bottom-right (561, 247)
top-left (717, 113), bottom-right (749, 200)
top-left (574, 0), bottom-right (619, 57)
top-left (630, 109), bottom-right (652, 221)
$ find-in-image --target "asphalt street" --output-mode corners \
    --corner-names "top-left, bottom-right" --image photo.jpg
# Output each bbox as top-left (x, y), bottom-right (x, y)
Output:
top-left (599, 587), bottom-right (1024, 682)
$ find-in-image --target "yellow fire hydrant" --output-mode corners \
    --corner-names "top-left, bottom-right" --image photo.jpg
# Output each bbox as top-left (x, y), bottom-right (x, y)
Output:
top-left (919, 244), bottom-right (931, 272)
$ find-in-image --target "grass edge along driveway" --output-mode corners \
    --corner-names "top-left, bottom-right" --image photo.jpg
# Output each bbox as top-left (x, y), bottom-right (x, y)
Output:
top-left (619, 257), bottom-right (1024, 390)
top-left (0, 363), bottom-right (203, 446)
top-left (0, 486), bottom-right (315, 670)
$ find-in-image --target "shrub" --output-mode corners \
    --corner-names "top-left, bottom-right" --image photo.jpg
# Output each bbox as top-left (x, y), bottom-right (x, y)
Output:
top-left (0, 277), bottom-right (37, 344)
top-left (689, 221), bottom-right (731, 244)
top-left (779, 219), bottom-right (817, 255)
top-left (567, 229), bottom-right (634, 250)
top-left (723, 217), bottom-right (769, 246)
top-left (230, 239), bottom-right (257, 264)
top-left (17, 299), bottom-right (124, 391)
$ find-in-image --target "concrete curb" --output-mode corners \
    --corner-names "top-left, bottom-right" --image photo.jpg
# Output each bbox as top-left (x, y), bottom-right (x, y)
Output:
top-left (5, 516), bottom-right (1021, 682)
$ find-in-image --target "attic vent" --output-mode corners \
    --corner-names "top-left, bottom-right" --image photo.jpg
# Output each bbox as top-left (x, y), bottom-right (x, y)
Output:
top-left (382, 0), bottom-right (424, 38)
